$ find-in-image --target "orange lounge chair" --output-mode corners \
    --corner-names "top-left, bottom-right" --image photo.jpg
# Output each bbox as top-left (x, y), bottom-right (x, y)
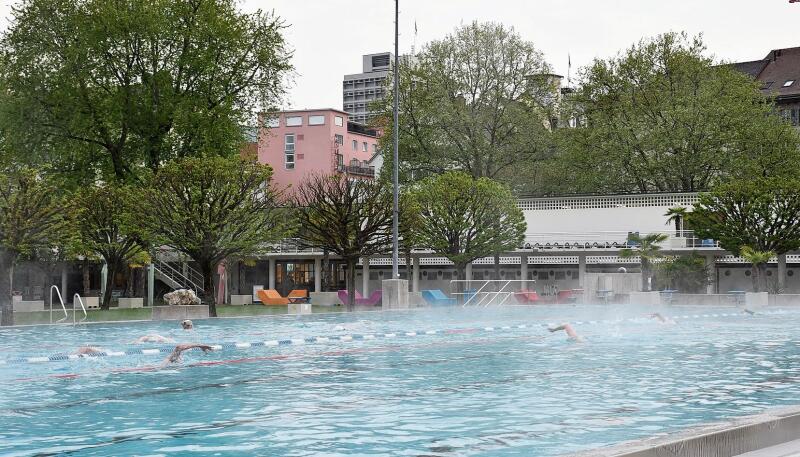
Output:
top-left (257, 289), bottom-right (290, 306)
top-left (287, 289), bottom-right (309, 303)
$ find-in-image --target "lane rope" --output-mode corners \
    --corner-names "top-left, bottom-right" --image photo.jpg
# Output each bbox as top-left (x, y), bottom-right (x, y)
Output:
top-left (0, 309), bottom-right (793, 366)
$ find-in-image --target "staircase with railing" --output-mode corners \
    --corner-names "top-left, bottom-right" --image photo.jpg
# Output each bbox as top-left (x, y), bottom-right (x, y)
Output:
top-left (152, 257), bottom-right (205, 296)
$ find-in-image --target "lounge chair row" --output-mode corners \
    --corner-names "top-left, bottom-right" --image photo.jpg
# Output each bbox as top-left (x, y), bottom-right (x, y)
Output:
top-left (256, 289), bottom-right (308, 306)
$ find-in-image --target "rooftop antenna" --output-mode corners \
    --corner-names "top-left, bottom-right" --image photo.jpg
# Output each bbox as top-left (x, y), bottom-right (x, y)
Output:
top-left (411, 19), bottom-right (417, 55)
top-left (567, 53), bottom-right (571, 88)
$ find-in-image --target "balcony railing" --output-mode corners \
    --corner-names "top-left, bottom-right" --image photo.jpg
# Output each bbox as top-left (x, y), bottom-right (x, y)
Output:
top-left (520, 231), bottom-right (719, 251)
top-left (336, 163), bottom-right (376, 177)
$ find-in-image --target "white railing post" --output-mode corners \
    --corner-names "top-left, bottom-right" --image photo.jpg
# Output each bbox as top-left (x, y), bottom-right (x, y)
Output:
top-left (49, 285), bottom-right (68, 323)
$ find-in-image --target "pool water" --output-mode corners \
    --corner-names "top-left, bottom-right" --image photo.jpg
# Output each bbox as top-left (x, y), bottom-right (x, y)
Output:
top-left (2, 305), bottom-right (800, 456)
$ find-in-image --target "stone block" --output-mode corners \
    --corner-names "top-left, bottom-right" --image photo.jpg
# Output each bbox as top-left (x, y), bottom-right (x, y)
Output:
top-left (118, 297), bottom-right (144, 308)
top-left (152, 305), bottom-right (209, 321)
top-left (230, 294), bottom-right (253, 305)
top-left (382, 279), bottom-right (409, 309)
top-left (309, 292), bottom-right (341, 306)
top-left (288, 302), bottom-right (312, 314)
top-left (13, 300), bottom-right (45, 312)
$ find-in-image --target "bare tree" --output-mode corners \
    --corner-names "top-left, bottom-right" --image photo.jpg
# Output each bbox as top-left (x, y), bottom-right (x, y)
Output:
top-left (292, 174), bottom-right (393, 309)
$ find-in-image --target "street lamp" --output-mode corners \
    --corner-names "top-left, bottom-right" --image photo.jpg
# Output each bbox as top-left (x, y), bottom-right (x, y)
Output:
top-left (391, 0), bottom-right (400, 279)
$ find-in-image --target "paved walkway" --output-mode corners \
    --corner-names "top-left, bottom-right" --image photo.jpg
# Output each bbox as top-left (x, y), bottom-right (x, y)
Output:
top-left (737, 439), bottom-right (800, 457)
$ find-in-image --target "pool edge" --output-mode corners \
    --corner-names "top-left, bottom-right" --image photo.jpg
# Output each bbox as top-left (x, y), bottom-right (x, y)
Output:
top-left (573, 404), bottom-right (800, 457)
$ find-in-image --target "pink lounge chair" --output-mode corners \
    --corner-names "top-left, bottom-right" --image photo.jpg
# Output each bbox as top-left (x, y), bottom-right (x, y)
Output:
top-left (338, 290), bottom-right (382, 306)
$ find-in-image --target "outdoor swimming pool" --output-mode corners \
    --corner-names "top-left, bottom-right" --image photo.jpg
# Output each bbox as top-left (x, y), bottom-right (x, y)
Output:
top-left (2, 305), bottom-right (800, 456)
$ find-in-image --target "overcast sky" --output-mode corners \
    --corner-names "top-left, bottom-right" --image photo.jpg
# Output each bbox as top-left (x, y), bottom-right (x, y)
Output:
top-left (1, 0), bottom-right (799, 110)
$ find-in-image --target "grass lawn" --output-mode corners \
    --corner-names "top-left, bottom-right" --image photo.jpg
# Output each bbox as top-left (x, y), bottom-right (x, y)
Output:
top-left (10, 304), bottom-right (343, 325)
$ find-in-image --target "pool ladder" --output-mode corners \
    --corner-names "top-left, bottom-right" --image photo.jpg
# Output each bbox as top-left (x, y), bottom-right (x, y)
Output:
top-left (48, 286), bottom-right (87, 325)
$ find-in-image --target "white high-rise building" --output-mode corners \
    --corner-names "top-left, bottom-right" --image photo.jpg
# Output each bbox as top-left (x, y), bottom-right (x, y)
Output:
top-left (343, 52), bottom-right (392, 125)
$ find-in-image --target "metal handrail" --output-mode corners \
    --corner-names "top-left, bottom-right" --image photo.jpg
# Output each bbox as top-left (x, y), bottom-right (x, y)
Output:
top-left (450, 280), bottom-right (536, 307)
top-left (49, 285), bottom-right (68, 323)
top-left (153, 258), bottom-right (204, 294)
top-left (73, 293), bottom-right (87, 324)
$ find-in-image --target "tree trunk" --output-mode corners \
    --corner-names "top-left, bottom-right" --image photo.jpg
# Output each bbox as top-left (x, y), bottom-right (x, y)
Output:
top-left (202, 262), bottom-right (217, 317)
top-left (322, 250), bottom-right (330, 291)
top-left (82, 258), bottom-right (90, 294)
top-left (493, 253), bottom-right (501, 280)
top-left (405, 250), bottom-right (412, 291)
top-left (753, 264), bottom-right (766, 293)
top-left (641, 259), bottom-right (650, 292)
top-left (0, 249), bottom-right (17, 326)
top-left (124, 265), bottom-right (134, 298)
top-left (101, 261), bottom-right (119, 310)
top-left (455, 264), bottom-right (465, 305)
top-left (135, 267), bottom-right (146, 299)
top-left (346, 259), bottom-right (356, 311)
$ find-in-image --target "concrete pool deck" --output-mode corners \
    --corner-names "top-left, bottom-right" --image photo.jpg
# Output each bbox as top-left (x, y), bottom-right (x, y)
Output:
top-left (575, 405), bottom-right (800, 457)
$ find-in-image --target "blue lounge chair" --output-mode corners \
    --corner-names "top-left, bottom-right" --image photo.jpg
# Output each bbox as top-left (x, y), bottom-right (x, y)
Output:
top-left (421, 290), bottom-right (457, 306)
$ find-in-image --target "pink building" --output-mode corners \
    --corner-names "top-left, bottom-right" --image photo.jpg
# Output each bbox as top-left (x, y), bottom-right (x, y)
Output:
top-left (258, 109), bottom-right (381, 192)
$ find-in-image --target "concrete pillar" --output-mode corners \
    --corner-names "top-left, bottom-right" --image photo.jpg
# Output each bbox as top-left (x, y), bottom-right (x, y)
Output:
top-left (60, 264), bottom-right (68, 299)
top-left (268, 258), bottom-right (276, 290)
top-left (314, 257), bottom-right (322, 292)
top-left (382, 279), bottom-right (409, 309)
top-left (520, 255), bottom-right (528, 290)
top-left (147, 264), bottom-right (155, 307)
top-left (578, 254), bottom-right (587, 288)
top-left (182, 261), bottom-right (188, 279)
top-left (706, 254), bottom-right (716, 294)
top-left (100, 263), bottom-right (108, 299)
top-left (412, 257), bottom-right (420, 293)
top-left (362, 257), bottom-right (370, 295)
top-left (778, 254), bottom-right (787, 293)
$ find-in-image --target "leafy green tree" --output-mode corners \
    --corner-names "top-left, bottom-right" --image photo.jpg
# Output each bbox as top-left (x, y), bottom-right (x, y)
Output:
top-left (620, 233), bottom-right (669, 291)
top-left (740, 246), bottom-right (775, 293)
top-left (689, 179), bottom-right (800, 257)
top-left (655, 253), bottom-right (710, 293)
top-left (562, 32), bottom-right (800, 193)
top-left (134, 157), bottom-right (291, 316)
top-left (292, 174), bottom-right (393, 309)
top-left (378, 21), bottom-right (554, 190)
top-left (70, 183), bottom-right (149, 309)
top-left (0, 0), bottom-right (292, 182)
top-left (0, 169), bottom-right (70, 325)
top-left (410, 171), bottom-right (526, 281)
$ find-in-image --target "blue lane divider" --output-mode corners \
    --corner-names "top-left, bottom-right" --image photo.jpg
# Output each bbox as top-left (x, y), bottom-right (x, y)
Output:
top-left (0, 309), bottom-right (793, 366)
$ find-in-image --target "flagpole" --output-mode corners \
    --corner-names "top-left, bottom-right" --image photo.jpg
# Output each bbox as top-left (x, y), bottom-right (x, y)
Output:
top-left (391, 0), bottom-right (400, 279)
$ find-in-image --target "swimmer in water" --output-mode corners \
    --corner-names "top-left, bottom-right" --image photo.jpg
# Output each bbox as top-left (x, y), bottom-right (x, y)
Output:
top-left (133, 334), bottom-right (175, 344)
top-left (75, 346), bottom-right (104, 355)
top-left (743, 308), bottom-right (756, 315)
top-left (548, 323), bottom-right (583, 342)
top-left (649, 313), bottom-right (676, 324)
top-left (161, 343), bottom-right (213, 366)
top-left (181, 320), bottom-right (193, 330)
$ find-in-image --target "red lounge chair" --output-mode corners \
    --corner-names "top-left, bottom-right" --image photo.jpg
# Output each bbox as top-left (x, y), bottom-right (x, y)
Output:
top-left (515, 290), bottom-right (540, 304)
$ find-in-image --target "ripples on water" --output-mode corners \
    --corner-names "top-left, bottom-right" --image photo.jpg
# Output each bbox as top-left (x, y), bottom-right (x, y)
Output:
top-left (1, 305), bottom-right (800, 456)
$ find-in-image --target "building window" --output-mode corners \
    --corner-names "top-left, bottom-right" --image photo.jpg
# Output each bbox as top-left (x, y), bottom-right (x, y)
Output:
top-left (266, 117), bottom-right (279, 128)
top-left (372, 144), bottom-right (379, 153)
top-left (309, 115), bottom-right (325, 126)
top-left (335, 134), bottom-right (344, 145)
top-left (362, 142), bottom-right (368, 152)
top-left (284, 134), bottom-right (295, 169)
top-left (335, 116), bottom-right (344, 126)
top-left (783, 80), bottom-right (796, 88)
top-left (793, 108), bottom-right (800, 127)
top-left (286, 116), bottom-right (302, 127)
top-left (352, 140), bottom-right (357, 150)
